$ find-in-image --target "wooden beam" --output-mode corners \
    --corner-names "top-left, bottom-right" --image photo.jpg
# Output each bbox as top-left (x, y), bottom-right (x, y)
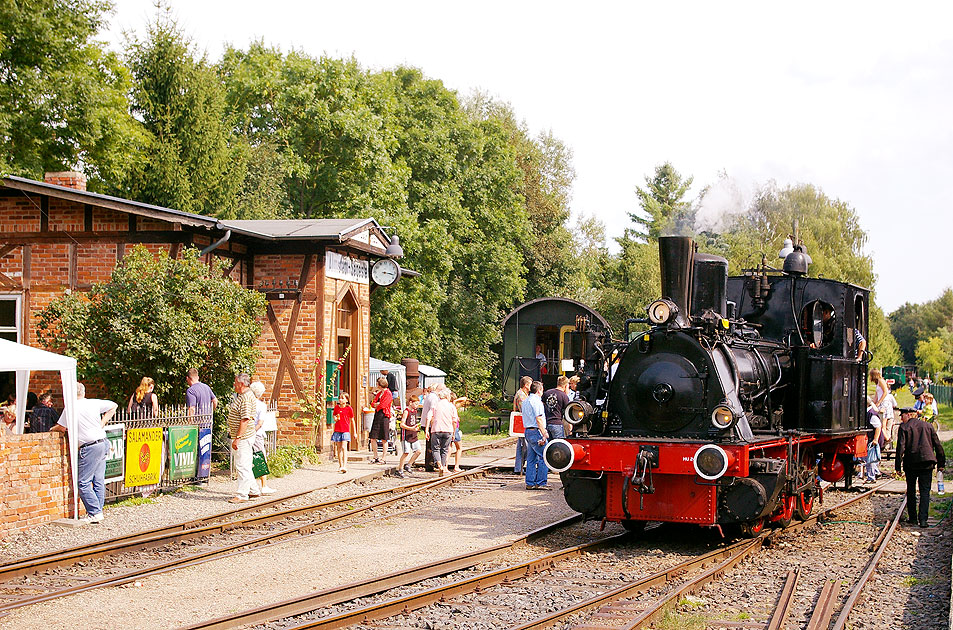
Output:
top-left (267, 303), bottom-right (306, 403)
top-left (169, 242), bottom-right (182, 260)
top-left (0, 244), bottom-right (16, 258)
top-left (0, 270), bottom-right (16, 289)
top-left (84, 204), bottom-right (93, 231)
top-left (21, 245), bottom-right (30, 290)
top-left (68, 243), bottom-right (78, 290)
top-left (117, 242), bottom-right (125, 261)
top-left (40, 196), bottom-right (49, 232)
top-left (0, 231), bottom-right (194, 245)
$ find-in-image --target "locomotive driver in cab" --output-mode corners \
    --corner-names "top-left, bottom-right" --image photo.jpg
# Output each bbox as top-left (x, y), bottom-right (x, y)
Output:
top-left (809, 304), bottom-right (867, 360)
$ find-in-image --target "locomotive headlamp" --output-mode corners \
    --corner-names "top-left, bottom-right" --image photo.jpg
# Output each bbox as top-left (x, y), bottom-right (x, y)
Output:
top-left (693, 444), bottom-right (732, 480)
top-left (543, 439), bottom-right (582, 473)
top-left (711, 405), bottom-right (734, 430)
top-left (564, 400), bottom-right (593, 426)
top-left (647, 299), bottom-right (678, 325)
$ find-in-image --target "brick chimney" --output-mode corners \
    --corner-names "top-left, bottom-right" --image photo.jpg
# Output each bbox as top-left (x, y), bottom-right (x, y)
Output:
top-left (44, 171), bottom-right (87, 191)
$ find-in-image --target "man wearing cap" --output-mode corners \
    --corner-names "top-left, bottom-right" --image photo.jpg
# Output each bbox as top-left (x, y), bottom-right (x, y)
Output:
top-left (895, 406), bottom-right (946, 527)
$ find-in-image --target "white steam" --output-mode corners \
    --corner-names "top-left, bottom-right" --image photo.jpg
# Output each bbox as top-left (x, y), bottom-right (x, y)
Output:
top-left (693, 175), bottom-right (752, 233)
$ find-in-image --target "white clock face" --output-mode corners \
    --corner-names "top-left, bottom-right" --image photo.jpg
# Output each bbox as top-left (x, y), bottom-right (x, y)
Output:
top-left (372, 259), bottom-right (400, 286)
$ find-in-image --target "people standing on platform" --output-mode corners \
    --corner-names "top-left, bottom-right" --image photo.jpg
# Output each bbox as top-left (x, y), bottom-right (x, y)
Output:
top-left (249, 381), bottom-right (276, 495)
top-left (127, 377), bottom-right (159, 417)
top-left (396, 395), bottom-right (421, 477)
top-left (425, 388), bottom-right (457, 477)
top-left (1, 395), bottom-right (16, 434)
top-left (381, 368), bottom-right (399, 408)
top-left (227, 373), bottom-right (261, 503)
top-left (369, 377), bottom-right (392, 464)
top-left (513, 376), bottom-right (531, 475)
top-left (535, 345), bottom-right (548, 375)
top-left (185, 368), bottom-right (218, 421)
top-left (880, 389), bottom-right (898, 450)
top-left (521, 380), bottom-right (550, 490)
top-left (29, 391), bottom-right (59, 434)
top-left (895, 406), bottom-right (946, 527)
top-left (543, 376), bottom-right (571, 440)
top-left (51, 383), bottom-right (117, 523)
top-left (332, 392), bottom-right (354, 474)
top-left (449, 391), bottom-right (463, 473)
top-left (864, 400), bottom-right (882, 483)
top-left (421, 385), bottom-right (439, 471)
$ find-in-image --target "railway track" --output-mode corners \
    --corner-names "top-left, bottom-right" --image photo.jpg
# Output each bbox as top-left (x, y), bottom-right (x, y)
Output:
top-left (0, 462), bottom-right (511, 612)
top-left (179, 483), bottom-right (891, 630)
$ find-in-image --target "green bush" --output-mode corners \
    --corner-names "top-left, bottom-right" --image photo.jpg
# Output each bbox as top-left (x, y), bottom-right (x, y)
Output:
top-left (267, 445), bottom-right (319, 477)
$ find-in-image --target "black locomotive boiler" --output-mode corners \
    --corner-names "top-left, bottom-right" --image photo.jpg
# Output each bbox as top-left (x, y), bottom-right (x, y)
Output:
top-left (544, 236), bottom-right (869, 535)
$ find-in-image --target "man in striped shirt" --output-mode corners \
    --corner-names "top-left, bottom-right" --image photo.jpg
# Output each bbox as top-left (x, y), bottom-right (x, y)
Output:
top-left (228, 372), bottom-right (261, 502)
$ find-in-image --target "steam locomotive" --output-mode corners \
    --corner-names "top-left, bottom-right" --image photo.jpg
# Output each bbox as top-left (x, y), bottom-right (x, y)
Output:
top-left (543, 236), bottom-right (869, 536)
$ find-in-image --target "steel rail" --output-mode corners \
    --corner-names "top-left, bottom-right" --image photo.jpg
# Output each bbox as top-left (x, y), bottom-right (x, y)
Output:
top-left (180, 515), bottom-right (582, 630)
top-left (805, 579), bottom-right (841, 630)
top-left (766, 568), bottom-right (799, 630)
top-left (511, 481), bottom-right (890, 630)
top-left (830, 497), bottom-right (907, 630)
top-left (0, 464), bottom-right (504, 612)
top-left (1, 436), bottom-right (514, 576)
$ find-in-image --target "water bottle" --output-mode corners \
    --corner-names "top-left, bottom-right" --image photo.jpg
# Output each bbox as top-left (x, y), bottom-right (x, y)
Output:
top-left (938, 470), bottom-right (945, 495)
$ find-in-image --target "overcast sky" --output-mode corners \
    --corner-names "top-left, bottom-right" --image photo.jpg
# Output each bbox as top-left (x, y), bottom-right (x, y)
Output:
top-left (105, 1), bottom-right (953, 313)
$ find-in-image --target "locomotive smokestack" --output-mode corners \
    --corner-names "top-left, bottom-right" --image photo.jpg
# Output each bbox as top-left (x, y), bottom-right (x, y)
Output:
top-left (658, 236), bottom-right (697, 327)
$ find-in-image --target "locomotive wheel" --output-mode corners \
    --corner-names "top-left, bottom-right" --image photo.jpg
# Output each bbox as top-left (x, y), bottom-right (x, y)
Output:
top-left (738, 517), bottom-right (765, 538)
top-left (621, 520), bottom-right (647, 534)
top-left (772, 495), bottom-right (795, 528)
top-left (795, 488), bottom-right (815, 520)
top-left (795, 451), bottom-right (818, 521)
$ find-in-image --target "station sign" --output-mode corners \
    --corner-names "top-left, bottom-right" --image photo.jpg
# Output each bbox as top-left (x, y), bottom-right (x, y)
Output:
top-left (168, 425), bottom-right (199, 480)
top-left (124, 427), bottom-right (163, 487)
top-left (198, 426), bottom-right (212, 479)
top-left (325, 251), bottom-right (369, 284)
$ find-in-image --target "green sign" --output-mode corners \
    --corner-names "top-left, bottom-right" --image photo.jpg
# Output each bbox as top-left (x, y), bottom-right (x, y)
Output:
top-left (325, 360), bottom-right (340, 403)
top-left (104, 424), bottom-right (125, 483)
top-left (168, 425), bottom-right (199, 480)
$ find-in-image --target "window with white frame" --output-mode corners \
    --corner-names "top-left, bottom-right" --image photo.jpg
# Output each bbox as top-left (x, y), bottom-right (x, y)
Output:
top-left (0, 294), bottom-right (21, 342)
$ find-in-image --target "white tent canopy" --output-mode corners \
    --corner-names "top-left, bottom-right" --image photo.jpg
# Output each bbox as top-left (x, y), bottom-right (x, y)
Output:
top-left (368, 357), bottom-right (406, 409)
top-left (0, 339), bottom-right (80, 519)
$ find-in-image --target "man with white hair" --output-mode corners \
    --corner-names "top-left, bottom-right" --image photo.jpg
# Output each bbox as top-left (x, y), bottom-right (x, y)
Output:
top-left (228, 373), bottom-right (261, 502)
top-left (51, 383), bottom-right (118, 523)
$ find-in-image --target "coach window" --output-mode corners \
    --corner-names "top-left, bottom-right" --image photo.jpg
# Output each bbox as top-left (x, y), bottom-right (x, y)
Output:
top-left (853, 295), bottom-right (866, 341)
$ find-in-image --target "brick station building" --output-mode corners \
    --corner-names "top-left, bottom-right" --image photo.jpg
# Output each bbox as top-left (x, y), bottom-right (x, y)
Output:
top-left (0, 172), bottom-right (397, 451)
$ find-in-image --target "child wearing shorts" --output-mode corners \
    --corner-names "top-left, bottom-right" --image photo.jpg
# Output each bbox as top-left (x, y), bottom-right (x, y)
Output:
top-left (332, 392), bottom-right (353, 473)
top-left (396, 396), bottom-right (421, 478)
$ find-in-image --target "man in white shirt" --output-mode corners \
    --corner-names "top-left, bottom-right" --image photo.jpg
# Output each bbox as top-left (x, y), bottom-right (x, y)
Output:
top-left (52, 383), bottom-right (118, 524)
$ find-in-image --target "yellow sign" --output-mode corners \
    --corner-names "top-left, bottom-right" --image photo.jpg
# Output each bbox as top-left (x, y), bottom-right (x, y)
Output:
top-left (124, 427), bottom-right (163, 487)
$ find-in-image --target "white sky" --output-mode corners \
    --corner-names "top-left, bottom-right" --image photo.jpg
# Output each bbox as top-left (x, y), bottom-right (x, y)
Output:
top-left (105, 1), bottom-right (953, 313)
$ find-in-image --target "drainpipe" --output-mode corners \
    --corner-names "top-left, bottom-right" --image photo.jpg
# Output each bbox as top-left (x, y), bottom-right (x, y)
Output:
top-left (200, 223), bottom-right (231, 256)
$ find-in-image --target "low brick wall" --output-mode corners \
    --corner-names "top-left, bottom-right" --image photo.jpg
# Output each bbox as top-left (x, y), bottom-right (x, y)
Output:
top-left (0, 432), bottom-right (74, 539)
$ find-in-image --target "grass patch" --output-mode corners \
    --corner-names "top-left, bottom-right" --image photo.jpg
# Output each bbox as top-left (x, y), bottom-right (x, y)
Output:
top-left (902, 575), bottom-right (940, 587)
top-left (177, 484), bottom-right (200, 493)
top-left (735, 612), bottom-right (752, 621)
top-left (656, 610), bottom-right (707, 630)
top-left (267, 445), bottom-right (319, 477)
top-left (111, 496), bottom-right (155, 508)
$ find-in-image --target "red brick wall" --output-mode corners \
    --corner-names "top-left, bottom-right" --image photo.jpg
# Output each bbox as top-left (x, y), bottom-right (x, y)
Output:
top-left (0, 432), bottom-right (74, 539)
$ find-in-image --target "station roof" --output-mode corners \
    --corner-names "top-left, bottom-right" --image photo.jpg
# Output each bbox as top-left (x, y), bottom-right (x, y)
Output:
top-left (1, 175), bottom-right (393, 254)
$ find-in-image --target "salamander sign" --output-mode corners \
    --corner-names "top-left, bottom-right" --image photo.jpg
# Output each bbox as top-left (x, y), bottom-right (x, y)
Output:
top-left (124, 427), bottom-right (163, 487)
top-left (325, 251), bottom-right (369, 284)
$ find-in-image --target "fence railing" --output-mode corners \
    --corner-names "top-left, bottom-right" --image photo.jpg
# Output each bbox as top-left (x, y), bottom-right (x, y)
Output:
top-left (931, 384), bottom-right (951, 408)
top-left (104, 404), bottom-right (214, 502)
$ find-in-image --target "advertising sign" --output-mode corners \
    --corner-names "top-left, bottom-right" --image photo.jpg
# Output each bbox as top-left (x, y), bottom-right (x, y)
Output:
top-left (104, 424), bottom-right (125, 483)
top-left (124, 427), bottom-right (163, 487)
top-left (168, 425), bottom-right (199, 480)
top-left (197, 426), bottom-right (212, 479)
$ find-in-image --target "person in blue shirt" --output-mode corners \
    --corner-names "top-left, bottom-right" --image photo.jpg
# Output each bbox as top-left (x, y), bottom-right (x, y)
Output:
top-left (520, 381), bottom-right (550, 490)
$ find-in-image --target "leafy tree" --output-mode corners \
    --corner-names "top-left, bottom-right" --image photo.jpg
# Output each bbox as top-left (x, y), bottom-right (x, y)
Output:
top-left (115, 9), bottom-right (244, 216)
top-left (889, 289), bottom-right (953, 364)
top-left (868, 302), bottom-right (902, 367)
top-left (0, 0), bottom-right (142, 185)
top-left (916, 332), bottom-right (953, 378)
top-left (627, 162), bottom-right (694, 241)
top-left (35, 246), bottom-right (266, 402)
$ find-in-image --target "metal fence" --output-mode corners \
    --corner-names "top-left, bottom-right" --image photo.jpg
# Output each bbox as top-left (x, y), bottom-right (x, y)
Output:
top-left (932, 384), bottom-right (952, 408)
top-left (105, 404), bottom-right (213, 502)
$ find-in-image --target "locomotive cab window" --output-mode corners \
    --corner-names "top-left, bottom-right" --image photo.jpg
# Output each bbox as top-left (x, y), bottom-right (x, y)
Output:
top-left (800, 300), bottom-right (835, 351)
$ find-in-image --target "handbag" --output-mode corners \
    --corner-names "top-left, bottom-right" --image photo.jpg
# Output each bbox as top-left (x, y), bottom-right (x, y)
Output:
top-left (252, 449), bottom-right (270, 478)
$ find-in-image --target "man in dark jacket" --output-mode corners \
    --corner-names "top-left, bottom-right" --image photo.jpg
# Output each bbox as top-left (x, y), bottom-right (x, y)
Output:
top-left (895, 406), bottom-right (946, 527)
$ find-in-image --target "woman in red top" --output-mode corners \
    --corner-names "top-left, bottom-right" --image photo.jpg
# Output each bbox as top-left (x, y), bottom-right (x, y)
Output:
top-left (332, 392), bottom-right (354, 473)
top-left (369, 377), bottom-right (392, 464)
